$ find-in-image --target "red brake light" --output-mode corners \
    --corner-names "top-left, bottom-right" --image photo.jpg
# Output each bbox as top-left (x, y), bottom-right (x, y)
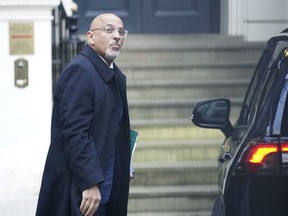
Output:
top-left (281, 143), bottom-right (288, 152)
top-left (281, 143), bottom-right (288, 175)
top-left (244, 143), bottom-right (280, 174)
top-left (247, 144), bottom-right (278, 164)
top-left (236, 142), bottom-right (288, 175)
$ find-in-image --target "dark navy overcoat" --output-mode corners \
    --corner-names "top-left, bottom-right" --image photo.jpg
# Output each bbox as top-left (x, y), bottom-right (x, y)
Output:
top-left (36, 45), bottom-right (131, 216)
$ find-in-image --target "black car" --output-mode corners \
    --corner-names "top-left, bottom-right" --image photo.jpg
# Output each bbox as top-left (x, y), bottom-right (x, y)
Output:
top-left (191, 30), bottom-right (288, 216)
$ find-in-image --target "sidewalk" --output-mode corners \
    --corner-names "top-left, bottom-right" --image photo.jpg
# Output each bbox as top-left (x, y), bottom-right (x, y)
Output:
top-left (0, 142), bottom-right (46, 216)
top-left (0, 196), bottom-right (37, 216)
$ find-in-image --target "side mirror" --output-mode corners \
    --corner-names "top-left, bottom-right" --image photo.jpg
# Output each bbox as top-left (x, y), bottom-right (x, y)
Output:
top-left (191, 99), bottom-right (233, 137)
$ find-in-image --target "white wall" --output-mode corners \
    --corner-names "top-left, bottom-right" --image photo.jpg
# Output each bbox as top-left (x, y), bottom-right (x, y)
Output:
top-left (0, 0), bottom-right (59, 202)
top-left (225, 0), bottom-right (288, 41)
top-left (245, 0), bottom-right (288, 41)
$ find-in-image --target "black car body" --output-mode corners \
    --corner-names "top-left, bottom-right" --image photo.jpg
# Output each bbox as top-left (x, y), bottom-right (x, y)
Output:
top-left (192, 30), bottom-right (288, 216)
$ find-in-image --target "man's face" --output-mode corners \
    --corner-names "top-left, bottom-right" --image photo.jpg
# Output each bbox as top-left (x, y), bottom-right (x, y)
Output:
top-left (87, 14), bottom-right (126, 63)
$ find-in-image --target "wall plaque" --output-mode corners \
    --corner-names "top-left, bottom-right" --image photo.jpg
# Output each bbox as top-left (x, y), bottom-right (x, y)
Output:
top-left (9, 22), bottom-right (34, 55)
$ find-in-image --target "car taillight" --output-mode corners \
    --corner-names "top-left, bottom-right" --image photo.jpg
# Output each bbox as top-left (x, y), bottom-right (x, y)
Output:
top-left (246, 143), bottom-right (279, 174)
top-left (248, 144), bottom-right (278, 163)
top-left (281, 143), bottom-right (288, 175)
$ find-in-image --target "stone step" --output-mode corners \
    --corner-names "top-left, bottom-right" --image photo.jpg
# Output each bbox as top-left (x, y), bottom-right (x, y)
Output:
top-left (131, 118), bottom-right (237, 131)
top-left (127, 79), bottom-right (249, 99)
top-left (131, 124), bottom-right (223, 141)
top-left (122, 60), bottom-right (256, 81)
top-left (132, 139), bottom-right (222, 162)
top-left (119, 34), bottom-right (259, 50)
top-left (118, 35), bottom-right (264, 63)
top-left (118, 48), bottom-right (261, 64)
top-left (128, 185), bottom-right (217, 213)
top-left (131, 161), bottom-right (217, 186)
top-left (128, 98), bottom-right (242, 120)
top-left (128, 211), bottom-right (212, 216)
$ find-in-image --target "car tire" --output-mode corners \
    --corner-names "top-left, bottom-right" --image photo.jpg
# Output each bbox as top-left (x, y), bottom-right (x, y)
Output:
top-left (211, 195), bottom-right (225, 216)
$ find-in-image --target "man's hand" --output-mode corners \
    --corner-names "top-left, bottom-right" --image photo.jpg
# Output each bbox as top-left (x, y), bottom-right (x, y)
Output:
top-left (80, 185), bottom-right (101, 216)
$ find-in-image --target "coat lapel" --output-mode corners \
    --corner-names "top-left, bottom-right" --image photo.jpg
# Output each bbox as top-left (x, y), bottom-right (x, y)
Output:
top-left (80, 45), bottom-right (115, 83)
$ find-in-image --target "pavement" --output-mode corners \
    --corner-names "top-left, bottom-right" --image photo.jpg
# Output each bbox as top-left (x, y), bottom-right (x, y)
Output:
top-left (0, 196), bottom-right (37, 216)
top-left (0, 142), bottom-right (212, 216)
top-left (0, 141), bottom-right (47, 216)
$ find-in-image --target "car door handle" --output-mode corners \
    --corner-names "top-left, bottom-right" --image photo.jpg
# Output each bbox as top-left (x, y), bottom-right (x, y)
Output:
top-left (218, 152), bottom-right (233, 163)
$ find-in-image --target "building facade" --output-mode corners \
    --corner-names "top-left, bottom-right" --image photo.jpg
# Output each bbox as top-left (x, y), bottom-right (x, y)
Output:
top-left (74, 0), bottom-right (220, 34)
top-left (68, 0), bottom-right (288, 41)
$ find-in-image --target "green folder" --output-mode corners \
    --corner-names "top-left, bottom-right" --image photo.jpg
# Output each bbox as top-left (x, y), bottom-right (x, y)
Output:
top-left (130, 129), bottom-right (138, 156)
top-left (130, 129), bottom-right (138, 178)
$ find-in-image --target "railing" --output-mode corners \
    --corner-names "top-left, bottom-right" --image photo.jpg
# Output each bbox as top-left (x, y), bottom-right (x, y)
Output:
top-left (51, 3), bottom-right (85, 90)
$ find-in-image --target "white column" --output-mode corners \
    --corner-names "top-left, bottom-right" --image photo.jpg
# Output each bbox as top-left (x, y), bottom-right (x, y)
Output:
top-left (0, 0), bottom-right (59, 205)
top-left (226, 0), bottom-right (288, 41)
top-left (244, 0), bottom-right (288, 41)
top-left (228, 0), bottom-right (245, 37)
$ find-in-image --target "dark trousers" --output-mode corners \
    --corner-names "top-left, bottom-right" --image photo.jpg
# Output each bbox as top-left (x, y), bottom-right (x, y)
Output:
top-left (95, 205), bottom-right (106, 216)
top-left (95, 200), bottom-right (128, 216)
top-left (95, 116), bottom-right (130, 216)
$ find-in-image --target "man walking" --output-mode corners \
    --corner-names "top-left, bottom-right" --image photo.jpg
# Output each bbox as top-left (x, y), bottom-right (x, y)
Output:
top-left (36, 13), bottom-right (131, 216)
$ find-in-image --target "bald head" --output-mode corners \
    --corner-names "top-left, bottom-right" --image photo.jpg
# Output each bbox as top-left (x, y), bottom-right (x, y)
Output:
top-left (90, 13), bottom-right (124, 31)
top-left (86, 13), bottom-right (126, 66)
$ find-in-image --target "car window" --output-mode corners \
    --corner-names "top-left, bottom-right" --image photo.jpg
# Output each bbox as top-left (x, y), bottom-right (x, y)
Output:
top-left (238, 49), bottom-right (274, 125)
top-left (237, 48), bottom-right (288, 139)
top-left (239, 44), bottom-right (288, 126)
top-left (246, 69), bottom-right (276, 136)
top-left (238, 35), bottom-right (288, 125)
top-left (255, 62), bottom-right (288, 136)
top-left (273, 79), bottom-right (288, 135)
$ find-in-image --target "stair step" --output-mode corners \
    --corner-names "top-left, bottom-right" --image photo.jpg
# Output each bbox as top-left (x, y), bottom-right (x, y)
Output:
top-left (131, 125), bottom-right (223, 141)
top-left (119, 49), bottom-right (262, 64)
top-left (129, 99), bottom-right (241, 120)
top-left (127, 79), bottom-right (249, 99)
top-left (128, 185), bottom-right (217, 212)
top-left (120, 34), bottom-right (263, 50)
top-left (132, 118), bottom-right (193, 128)
top-left (132, 139), bottom-right (222, 162)
top-left (118, 35), bottom-right (264, 62)
top-left (128, 79), bottom-right (250, 87)
top-left (128, 211), bottom-right (212, 216)
top-left (122, 60), bottom-right (256, 81)
top-left (131, 118), bottom-right (230, 128)
top-left (130, 106), bottom-right (229, 121)
top-left (131, 161), bottom-right (217, 186)
top-left (129, 97), bottom-right (244, 107)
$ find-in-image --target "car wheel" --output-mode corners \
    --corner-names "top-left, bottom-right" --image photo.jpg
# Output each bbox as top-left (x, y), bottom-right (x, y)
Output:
top-left (211, 195), bottom-right (225, 216)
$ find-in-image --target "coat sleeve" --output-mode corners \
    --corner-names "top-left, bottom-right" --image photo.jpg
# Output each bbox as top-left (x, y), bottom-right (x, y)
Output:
top-left (56, 63), bottom-right (105, 192)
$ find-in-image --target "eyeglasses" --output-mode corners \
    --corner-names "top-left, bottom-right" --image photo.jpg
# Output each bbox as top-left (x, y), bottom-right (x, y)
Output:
top-left (90, 24), bottom-right (128, 38)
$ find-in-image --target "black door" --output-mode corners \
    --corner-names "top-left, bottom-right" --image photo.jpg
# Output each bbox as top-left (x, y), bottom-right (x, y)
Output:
top-left (74, 0), bottom-right (219, 34)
